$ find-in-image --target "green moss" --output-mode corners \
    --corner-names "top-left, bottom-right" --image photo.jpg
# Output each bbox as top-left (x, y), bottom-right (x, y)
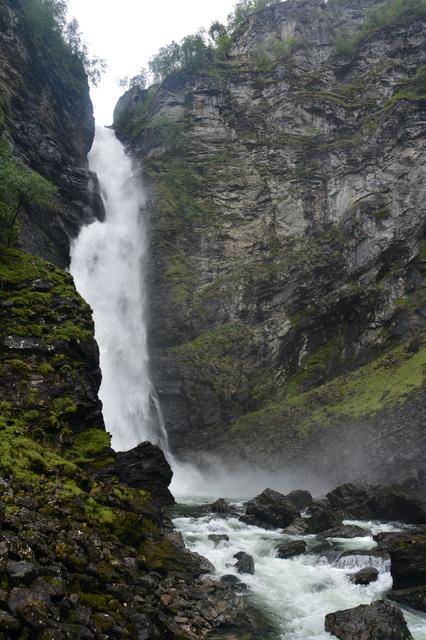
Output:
top-left (65, 429), bottom-right (111, 465)
top-left (301, 90), bottom-right (373, 110)
top-left (38, 362), bottom-right (55, 375)
top-left (3, 359), bottom-right (32, 376)
top-left (0, 426), bottom-right (78, 483)
top-left (232, 340), bottom-right (426, 434)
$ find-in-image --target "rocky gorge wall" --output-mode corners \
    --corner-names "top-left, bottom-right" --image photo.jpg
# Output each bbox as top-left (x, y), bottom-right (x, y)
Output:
top-left (114, 0), bottom-right (426, 482)
top-left (0, 0), bottom-right (103, 266)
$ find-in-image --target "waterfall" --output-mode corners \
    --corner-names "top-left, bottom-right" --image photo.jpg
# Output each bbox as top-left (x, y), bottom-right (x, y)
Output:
top-left (70, 126), bottom-right (167, 452)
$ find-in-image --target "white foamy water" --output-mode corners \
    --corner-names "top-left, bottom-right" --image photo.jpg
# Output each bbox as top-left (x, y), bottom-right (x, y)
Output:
top-left (174, 508), bottom-right (426, 640)
top-left (70, 126), bottom-right (166, 451)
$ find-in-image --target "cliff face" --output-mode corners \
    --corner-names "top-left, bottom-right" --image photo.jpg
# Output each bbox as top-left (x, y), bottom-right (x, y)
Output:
top-left (114, 0), bottom-right (426, 481)
top-left (0, 0), bottom-right (102, 266)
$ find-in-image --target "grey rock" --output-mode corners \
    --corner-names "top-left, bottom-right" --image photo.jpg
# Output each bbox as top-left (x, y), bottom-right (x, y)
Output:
top-left (234, 551), bottom-right (255, 575)
top-left (208, 534), bottom-right (230, 545)
top-left (276, 540), bottom-right (307, 559)
top-left (351, 567), bottom-right (379, 585)
top-left (325, 600), bottom-right (413, 640)
top-left (241, 488), bottom-right (299, 529)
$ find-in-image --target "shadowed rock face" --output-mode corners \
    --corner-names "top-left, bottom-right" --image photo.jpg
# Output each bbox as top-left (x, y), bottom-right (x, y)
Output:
top-left (0, 0), bottom-right (103, 266)
top-left (116, 442), bottom-right (175, 506)
top-left (114, 0), bottom-right (426, 482)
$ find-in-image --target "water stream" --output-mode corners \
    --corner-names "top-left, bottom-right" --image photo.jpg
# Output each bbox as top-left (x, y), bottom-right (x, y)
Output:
top-left (174, 500), bottom-right (426, 640)
top-left (70, 126), bottom-right (426, 640)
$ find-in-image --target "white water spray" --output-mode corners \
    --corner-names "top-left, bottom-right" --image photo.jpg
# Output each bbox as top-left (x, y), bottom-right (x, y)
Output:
top-left (70, 126), bottom-right (167, 452)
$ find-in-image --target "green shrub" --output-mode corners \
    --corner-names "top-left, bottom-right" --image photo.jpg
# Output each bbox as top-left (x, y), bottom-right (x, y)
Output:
top-left (413, 65), bottom-right (426, 95)
top-left (334, 0), bottom-right (426, 58)
top-left (0, 142), bottom-right (58, 246)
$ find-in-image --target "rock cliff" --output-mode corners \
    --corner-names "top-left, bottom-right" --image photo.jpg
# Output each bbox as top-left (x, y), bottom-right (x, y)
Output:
top-left (114, 0), bottom-right (426, 483)
top-left (0, 0), bottom-right (103, 266)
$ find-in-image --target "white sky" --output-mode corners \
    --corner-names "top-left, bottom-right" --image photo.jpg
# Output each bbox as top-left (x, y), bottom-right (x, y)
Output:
top-left (67, 0), bottom-right (237, 125)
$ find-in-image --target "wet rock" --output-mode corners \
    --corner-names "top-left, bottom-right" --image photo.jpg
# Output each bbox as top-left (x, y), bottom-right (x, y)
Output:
top-left (389, 586), bottom-right (426, 613)
top-left (210, 498), bottom-right (230, 514)
top-left (220, 575), bottom-right (247, 590)
top-left (325, 600), bottom-right (413, 640)
top-left (281, 517), bottom-right (309, 535)
top-left (0, 610), bottom-right (21, 632)
top-left (327, 482), bottom-right (426, 524)
top-left (286, 490), bottom-right (313, 511)
top-left (240, 489), bottom-right (299, 529)
top-left (208, 534), bottom-right (230, 545)
top-left (6, 560), bottom-right (37, 585)
top-left (351, 567), bottom-right (379, 585)
top-left (276, 540), bottom-right (307, 559)
top-left (304, 503), bottom-right (342, 534)
top-left (116, 442), bottom-right (174, 506)
top-left (319, 524), bottom-right (369, 539)
top-left (234, 552), bottom-right (255, 575)
top-left (374, 530), bottom-right (426, 610)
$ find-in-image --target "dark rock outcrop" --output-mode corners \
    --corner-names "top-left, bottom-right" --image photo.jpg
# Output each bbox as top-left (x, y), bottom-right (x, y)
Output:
top-left (319, 524), bottom-right (368, 539)
top-left (276, 540), bottom-right (306, 559)
top-left (286, 490), bottom-right (313, 511)
top-left (234, 552), bottom-right (255, 575)
top-left (325, 601), bottom-right (413, 640)
top-left (240, 489), bottom-right (299, 529)
top-left (327, 481), bottom-right (426, 524)
top-left (116, 442), bottom-right (174, 506)
top-left (211, 498), bottom-right (230, 514)
top-left (304, 503), bottom-right (342, 534)
top-left (374, 530), bottom-right (426, 612)
top-left (351, 567), bottom-right (379, 585)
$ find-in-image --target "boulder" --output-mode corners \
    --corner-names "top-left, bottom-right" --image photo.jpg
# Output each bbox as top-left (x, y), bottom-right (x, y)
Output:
top-left (304, 503), bottom-right (342, 534)
top-left (281, 517), bottom-right (309, 535)
top-left (220, 574), bottom-right (247, 590)
top-left (327, 481), bottom-right (426, 524)
top-left (116, 442), bottom-right (174, 506)
top-left (285, 490), bottom-right (313, 510)
top-left (374, 530), bottom-right (426, 610)
top-left (324, 600), bottom-right (413, 640)
top-left (351, 567), bottom-right (379, 585)
top-left (208, 534), bottom-right (230, 545)
top-left (210, 498), bottom-right (230, 514)
top-left (234, 552), bottom-right (255, 575)
top-left (319, 524), bottom-right (368, 539)
top-left (240, 489), bottom-right (299, 529)
top-left (276, 540), bottom-right (307, 559)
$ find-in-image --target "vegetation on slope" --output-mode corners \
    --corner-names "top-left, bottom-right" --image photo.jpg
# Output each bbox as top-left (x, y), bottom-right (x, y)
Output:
top-left (231, 337), bottom-right (426, 434)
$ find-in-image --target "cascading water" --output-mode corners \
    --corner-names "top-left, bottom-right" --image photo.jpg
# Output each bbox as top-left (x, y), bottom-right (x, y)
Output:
top-left (70, 126), bottom-right (167, 452)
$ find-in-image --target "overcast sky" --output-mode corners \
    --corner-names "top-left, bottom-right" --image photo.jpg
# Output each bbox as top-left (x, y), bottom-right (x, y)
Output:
top-left (67, 0), bottom-right (237, 125)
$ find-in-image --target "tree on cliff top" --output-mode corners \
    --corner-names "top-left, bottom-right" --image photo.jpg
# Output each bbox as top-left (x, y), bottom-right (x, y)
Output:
top-left (20, 0), bottom-right (106, 86)
top-left (0, 144), bottom-right (58, 247)
top-left (148, 0), bottom-right (279, 83)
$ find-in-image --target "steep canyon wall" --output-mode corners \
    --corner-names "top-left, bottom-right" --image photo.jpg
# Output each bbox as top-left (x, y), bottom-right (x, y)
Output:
top-left (114, 0), bottom-right (426, 482)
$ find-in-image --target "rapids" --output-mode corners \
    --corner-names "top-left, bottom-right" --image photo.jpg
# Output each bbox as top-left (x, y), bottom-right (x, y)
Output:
top-left (174, 499), bottom-right (426, 640)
